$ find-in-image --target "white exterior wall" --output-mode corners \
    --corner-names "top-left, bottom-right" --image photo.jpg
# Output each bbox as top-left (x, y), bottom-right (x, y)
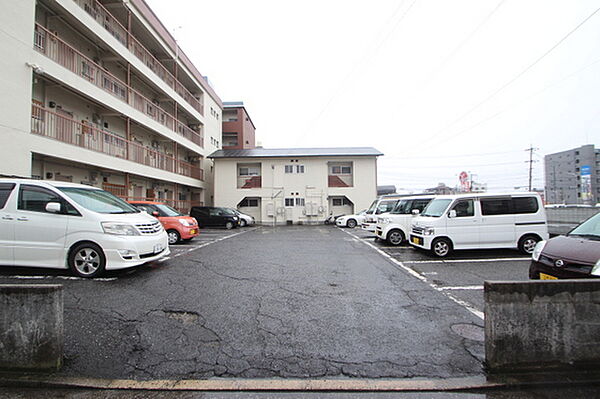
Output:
top-left (0, 0), bottom-right (36, 177)
top-left (0, 0), bottom-right (222, 208)
top-left (214, 156), bottom-right (378, 224)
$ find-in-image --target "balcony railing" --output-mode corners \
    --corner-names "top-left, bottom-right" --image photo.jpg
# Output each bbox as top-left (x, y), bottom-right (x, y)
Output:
top-left (31, 103), bottom-right (203, 181)
top-left (33, 24), bottom-right (204, 148)
top-left (237, 176), bottom-right (262, 189)
top-left (328, 175), bottom-right (352, 188)
top-left (73, 0), bottom-right (204, 115)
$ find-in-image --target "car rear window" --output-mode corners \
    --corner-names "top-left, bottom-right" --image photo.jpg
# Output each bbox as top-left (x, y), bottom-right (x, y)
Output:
top-left (0, 183), bottom-right (16, 209)
top-left (480, 196), bottom-right (539, 215)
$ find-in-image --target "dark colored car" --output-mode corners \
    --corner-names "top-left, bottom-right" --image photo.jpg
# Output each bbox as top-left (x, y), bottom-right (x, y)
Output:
top-left (190, 206), bottom-right (239, 229)
top-left (529, 211), bottom-right (600, 280)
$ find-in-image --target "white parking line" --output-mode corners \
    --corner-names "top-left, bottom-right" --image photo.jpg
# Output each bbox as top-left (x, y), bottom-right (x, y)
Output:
top-left (0, 228), bottom-right (260, 282)
top-left (0, 275), bottom-right (117, 282)
top-left (343, 230), bottom-right (484, 320)
top-left (404, 257), bottom-right (529, 264)
top-left (438, 285), bottom-right (483, 291)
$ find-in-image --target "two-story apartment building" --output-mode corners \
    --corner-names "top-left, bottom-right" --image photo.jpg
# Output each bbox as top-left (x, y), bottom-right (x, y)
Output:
top-left (210, 147), bottom-right (382, 224)
top-left (0, 0), bottom-right (224, 211)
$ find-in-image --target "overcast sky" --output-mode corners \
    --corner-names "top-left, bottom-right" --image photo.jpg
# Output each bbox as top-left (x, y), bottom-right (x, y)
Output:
top-left (147, 0), bottom-right (600, 192)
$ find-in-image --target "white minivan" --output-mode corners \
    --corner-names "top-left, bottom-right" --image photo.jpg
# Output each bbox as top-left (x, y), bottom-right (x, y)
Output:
top-left (375, 195), bottom-right (434, 245)
top-left (409, 192), bottom-right (548, 257)
top-left (0, 179), bottom-right (170, 277)
top-left (361, 194), bottom-right (406, 233)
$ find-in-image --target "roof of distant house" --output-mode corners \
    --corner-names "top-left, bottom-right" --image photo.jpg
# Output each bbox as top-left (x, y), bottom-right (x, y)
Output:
top-left (209, 147), bottom-right (384, 159)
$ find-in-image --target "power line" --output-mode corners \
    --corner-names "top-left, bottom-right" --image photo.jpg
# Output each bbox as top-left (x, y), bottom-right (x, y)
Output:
top-left (417, 4), bottom-right (600, 147)
top-left (421, 53), bottom-right (600, 149)
top-left (296, 0), bottom-right (418, 145)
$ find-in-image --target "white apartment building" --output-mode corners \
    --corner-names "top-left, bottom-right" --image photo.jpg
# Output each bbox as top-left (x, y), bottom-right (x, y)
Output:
top-left (210, 148), bottom-right (382, 224)
top-left (0, 0), bottom-right (224, 211)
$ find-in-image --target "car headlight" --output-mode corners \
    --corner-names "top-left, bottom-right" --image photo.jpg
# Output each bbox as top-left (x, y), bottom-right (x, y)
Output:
top-left (423, 227), bottom-right (435, 236)
top-left (178, 219), bottom-right (191, 227)
top-left (102, 222), bottom-right (140, 236)
top-left (591, 259), bottom-right (600, 276)
top-left (531, 240), bottom-right (546, 262)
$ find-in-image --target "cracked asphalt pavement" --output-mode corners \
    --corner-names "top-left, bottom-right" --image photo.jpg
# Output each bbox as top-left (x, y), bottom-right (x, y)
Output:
top-left (0, 226), bottom-right (484, 380)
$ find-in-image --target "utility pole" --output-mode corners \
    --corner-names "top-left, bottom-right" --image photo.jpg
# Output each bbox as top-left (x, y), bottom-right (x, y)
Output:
top-left (525, 145), bottom-right (539, 191)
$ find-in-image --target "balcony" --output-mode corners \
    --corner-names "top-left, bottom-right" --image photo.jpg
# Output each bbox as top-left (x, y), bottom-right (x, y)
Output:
top-left (73, 0), bottom-right (204, 116)
top-left (31, 103), bottom-right (203, 181)
top-left (328, 175), bottom-right (352, 188)
top-left (33, 24), bottom-right (203, 148)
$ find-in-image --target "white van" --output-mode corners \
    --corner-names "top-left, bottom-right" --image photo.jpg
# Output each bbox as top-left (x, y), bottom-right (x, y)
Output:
top-left (409, 192), bottom-right (548, 257)
top-left (0, 179), bottom-right (170, 277)
top-left (375, 195), bottom-right (434, 245)
top-left (361, 194), bottom-right (406, 233)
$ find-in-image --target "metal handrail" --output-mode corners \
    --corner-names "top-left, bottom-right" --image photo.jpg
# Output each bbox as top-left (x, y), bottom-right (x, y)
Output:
top-left (73, 0), bottom-right (204, 115)
top-left (31, 102), bottom-right (203, 181)
top-left (33, 23), bottom-right (204, 148)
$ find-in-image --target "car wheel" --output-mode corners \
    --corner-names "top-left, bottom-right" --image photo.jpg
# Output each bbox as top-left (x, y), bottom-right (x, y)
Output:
top-left (239, 219), bottom-right (247, 227)
top-left (346, 219), bottom-right (357, 228)
top-left (387, 229), bottom-right (405, 246)
top-left (431, 238), bottom-right (452, 258)
top-left (519, 235), bottom-right (539, 255)
top-left (68, 242), bottom-right (106, 278)
top-left (225, 221), bottom-right (234, 230)
top-left (167, 229), bottom-right (181, 245)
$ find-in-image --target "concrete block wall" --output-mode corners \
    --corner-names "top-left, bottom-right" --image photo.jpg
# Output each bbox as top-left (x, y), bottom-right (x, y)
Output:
top-left (485, 280), bottom-right (600, 372)
top-left (545, 206), bottom-right (600, 235)
top-left (0, 285), bottom-right (63, 370)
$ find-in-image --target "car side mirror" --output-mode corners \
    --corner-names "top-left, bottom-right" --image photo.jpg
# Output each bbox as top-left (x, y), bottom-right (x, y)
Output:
top-left (448, 210), bottom-right (457, 218)
top-left (152, 211), bottom-right (159, 217)
top-left (45, 202), bottom-right (62, 213)
top-left (411, 209), bottom-right (420, 216)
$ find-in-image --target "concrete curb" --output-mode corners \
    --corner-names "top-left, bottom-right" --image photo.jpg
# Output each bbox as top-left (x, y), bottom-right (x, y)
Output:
top-left (4, 371), bottom-right (600, 392)
top-left (0, 375), bottom-right (497, 392)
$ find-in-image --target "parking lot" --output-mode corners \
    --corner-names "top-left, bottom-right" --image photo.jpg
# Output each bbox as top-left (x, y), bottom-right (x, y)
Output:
top-left (344, 227), bottom-right (532, 320)
top-left (0, 225), bottom-right (487, 381)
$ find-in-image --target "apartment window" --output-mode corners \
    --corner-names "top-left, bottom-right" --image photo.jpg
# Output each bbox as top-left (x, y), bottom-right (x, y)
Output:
top-left (239, 167), bottom-right (259, 176)
top-left (239, 198), bottom-right (259, 207)
top-left (285, 165), bottom-right (294, 173)
top-left (332, 198), bottom-right (352, 206)
top-left (285, 198), bottom-right (294, 207)
top-left (295, 198), bottom-right (305, 206)
top-left (330, 164), bottom-right (352, 174)
top-left (331, 166), bottom-right (341, 174)
top-left (296, 165), bottom-right (305, 173)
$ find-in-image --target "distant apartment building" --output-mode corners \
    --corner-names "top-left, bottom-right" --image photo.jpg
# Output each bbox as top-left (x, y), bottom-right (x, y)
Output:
top-left (0, 0), bottom-right (224, 211)
top-left (222, 102), bottom-right (256, 150)
top-left (544, 144), bottom-right (599, 204)
top-left (210, 147), bottom-right (382, 224)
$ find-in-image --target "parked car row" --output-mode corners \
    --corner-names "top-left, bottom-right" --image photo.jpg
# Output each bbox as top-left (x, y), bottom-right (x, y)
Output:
top-left (0, 179), bottom-right (255, 278)
top-left (338, 192), bottom-right (550, 258)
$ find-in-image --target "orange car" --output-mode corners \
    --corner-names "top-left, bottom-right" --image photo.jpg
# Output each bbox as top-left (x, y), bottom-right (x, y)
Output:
top-left (129, 201), bottom-right (199, 245)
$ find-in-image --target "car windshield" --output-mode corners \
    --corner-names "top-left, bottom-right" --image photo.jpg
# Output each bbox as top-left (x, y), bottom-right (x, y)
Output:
top-left (568, 213), bottom-right (600, 239)
top-left (391, 199), bottom-right (412, 214)
top-left (366, 200), bottom-right (378, 214)
top-left (221, 208), bottom-right (237, 216)
top-left (376, 200), bottom-right (397, 214)
top-left (421, 199), bottom-right (452, 217)
top-left (59, 187), bottom-right (139, 214)
top-left (155, 204), bottom-right (183, 217)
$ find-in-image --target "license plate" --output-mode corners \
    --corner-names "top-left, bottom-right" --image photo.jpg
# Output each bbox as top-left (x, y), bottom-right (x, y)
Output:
top-left (411, 236), bottom-right (422, 245)
top-left (153, 244), bottom-right (164, 253)
top-left (540, 273), bottom-right (558, 280)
